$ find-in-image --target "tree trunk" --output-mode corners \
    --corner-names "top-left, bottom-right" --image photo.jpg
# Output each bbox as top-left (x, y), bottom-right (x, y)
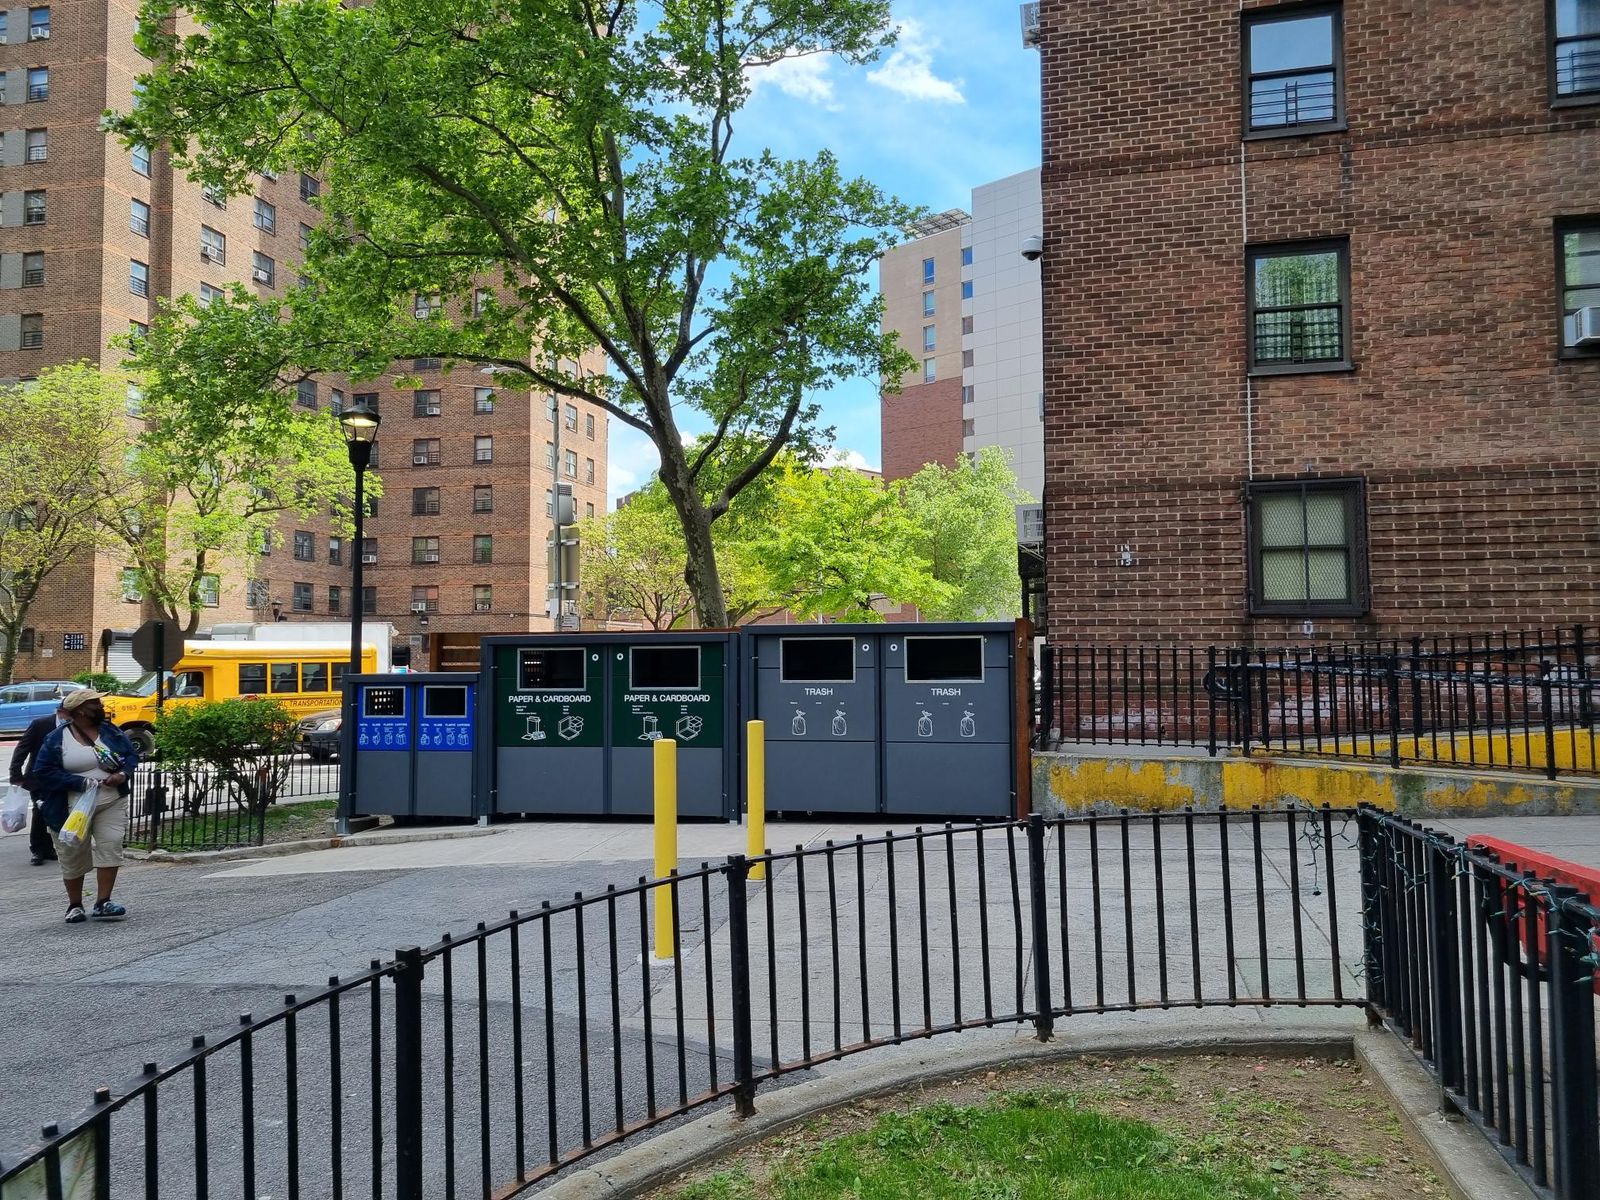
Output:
top-left (0, 621), bottom-right (17, 685)
top-left (656, 448), bottom-right (730, 629)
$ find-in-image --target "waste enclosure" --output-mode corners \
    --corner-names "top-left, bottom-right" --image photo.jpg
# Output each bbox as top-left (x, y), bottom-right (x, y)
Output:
top-left (484, 632), bottom-right (738, 819)
top-left (743, 622), bottom-right (1025, 819)
top-left (349, 672), bottom-right (479, 819)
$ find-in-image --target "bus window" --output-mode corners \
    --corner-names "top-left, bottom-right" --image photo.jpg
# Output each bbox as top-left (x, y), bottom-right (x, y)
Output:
top-left (332, 662), bottom-right (349, 693)
top-left (167, 671), bottom-right (205, 699)
top-left (239, 664), bottom-right (268, 695)
top-left (270, 663), bottom-right (299, 693)
top-left (301, 662), bottom-right (330, 693)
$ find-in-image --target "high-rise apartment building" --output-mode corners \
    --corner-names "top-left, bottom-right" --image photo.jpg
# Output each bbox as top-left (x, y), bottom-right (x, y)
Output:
top-left (0, 2), bottom-right (608, 678)
top-left (1033, 0), bottom-right (1600, 643)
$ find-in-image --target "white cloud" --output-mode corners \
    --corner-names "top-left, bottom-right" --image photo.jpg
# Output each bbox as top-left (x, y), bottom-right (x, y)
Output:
top-left (746, 54), bottom-right (839, 109)
top-left (867, 19), bottom-right (965, 105)
top-left (826, 447), bottom-right (881, 474)
top-left (604, 425), bottom-right (663, 508)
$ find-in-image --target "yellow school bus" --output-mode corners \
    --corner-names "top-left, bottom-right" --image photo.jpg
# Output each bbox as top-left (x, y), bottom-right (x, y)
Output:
top-left (105, 642), bottom-right (381, 754)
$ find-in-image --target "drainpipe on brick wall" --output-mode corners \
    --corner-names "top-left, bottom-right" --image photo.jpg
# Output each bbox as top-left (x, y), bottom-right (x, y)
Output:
top-left (1239, 133), bottom-right (1254, 482)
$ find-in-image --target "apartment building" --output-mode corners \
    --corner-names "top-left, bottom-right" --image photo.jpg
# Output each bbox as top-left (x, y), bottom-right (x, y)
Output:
top-left (0, 0), bottom-right (608, 678)
top-left (1032, 0), bottom-right (1600, 644)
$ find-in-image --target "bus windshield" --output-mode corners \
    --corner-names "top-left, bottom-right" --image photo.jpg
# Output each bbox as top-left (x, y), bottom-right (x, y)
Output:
top-left (120, 672), bottom-right (160, 697)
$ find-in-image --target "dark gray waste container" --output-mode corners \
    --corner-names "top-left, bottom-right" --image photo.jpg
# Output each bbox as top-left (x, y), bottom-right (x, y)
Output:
top-left (749, 631), bottom-right (880, 813)
top-left (485, 632), bottom-right (737, 820)
top-left (882, 629), bottom-right (1015, 817)
top-left (350, 672), bottom-right (479, 819)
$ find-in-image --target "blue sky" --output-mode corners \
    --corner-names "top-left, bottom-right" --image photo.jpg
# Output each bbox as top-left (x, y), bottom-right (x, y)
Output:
top-left (606, 2), bottom-right (1042, 503)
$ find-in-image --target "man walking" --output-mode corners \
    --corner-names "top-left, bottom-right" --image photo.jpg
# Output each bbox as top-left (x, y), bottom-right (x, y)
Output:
top-left (10, 700), bottom-right (66, 866)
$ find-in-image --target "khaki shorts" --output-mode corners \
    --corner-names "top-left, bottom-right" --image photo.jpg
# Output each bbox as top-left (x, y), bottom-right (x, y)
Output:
top-left (52, 794), bottom-right (128, 877)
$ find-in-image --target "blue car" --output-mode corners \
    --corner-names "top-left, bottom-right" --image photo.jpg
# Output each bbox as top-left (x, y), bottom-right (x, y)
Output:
top-left (0, 680), bottom-right (85, 736)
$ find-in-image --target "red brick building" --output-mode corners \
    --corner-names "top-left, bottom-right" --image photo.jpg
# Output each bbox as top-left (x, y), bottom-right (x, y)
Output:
top-left (1035, 0), bottom-right (1600, 645)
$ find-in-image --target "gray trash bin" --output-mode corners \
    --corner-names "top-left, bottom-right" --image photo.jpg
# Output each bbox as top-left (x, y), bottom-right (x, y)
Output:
top-left (488, 640), bottom-right (608, 815)
top-left (351, 672), bottom-right (478, 819)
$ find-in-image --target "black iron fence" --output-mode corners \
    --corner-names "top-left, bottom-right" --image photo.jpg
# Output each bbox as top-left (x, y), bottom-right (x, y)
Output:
top-left (0, 807), bottom-right (1363, 1199)
top-left (1037, 625), bottom-right (1598, 778)
top-left (124, 752), bottom-right (341, 852)
top-left (1361, 808), bottom-right (1600, 1198)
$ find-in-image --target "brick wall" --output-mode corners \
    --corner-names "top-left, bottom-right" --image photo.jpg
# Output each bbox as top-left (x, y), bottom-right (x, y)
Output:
top-left (881, 376), bottom-right (964, 482)
top-left (1037, 0), bottom-right (1600, 646)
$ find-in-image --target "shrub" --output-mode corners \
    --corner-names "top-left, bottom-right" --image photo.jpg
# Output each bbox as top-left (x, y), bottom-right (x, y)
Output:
top-left (72, 671), bottom-right (123, 695)
top-left (155, 698), bottom-right (299, 813)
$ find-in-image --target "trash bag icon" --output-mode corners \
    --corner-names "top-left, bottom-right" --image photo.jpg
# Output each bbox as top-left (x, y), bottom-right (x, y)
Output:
top-left (831, 709), bottom-right (847, 737)
top-left (791, 710), bottom-right (808, 737)
top-left (917, 711), bottom-right (934, 738)
top-left (959, 710), bottom-right (976, 738)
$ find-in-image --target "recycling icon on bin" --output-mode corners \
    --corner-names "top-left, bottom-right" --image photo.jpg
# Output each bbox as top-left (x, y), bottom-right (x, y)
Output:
top-left (558, 714), bottom-right (584, 741)
top-left (521, 714), bottom-right (547, 742)
top-left (676, 714), bottom-right (704, 741)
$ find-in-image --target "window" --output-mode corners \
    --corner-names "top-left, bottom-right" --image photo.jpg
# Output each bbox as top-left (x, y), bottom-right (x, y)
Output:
top-left (961, 349), bottom-right (974, 368)
top-left (131, 143), bottom-right (150, 175)
top-left (257, 529), bottom-right (272, 555)
top-left (413, 356), bottom-right (441, 370)
top-left (474, 387), bottom-right (495, 414)
top-left (544, 489), bottom-right (554, 516)
top-left (922, 291), bottom-right (935, 317)
top-left (296, 379), bottom-right (316, 408)
top-left (1244, 5), bottom-right (1343, 134)
top-left (26, 67), bottom-right (47, 102)
top-left (238, 663), bottom-right (267, 695)
top-left (22, 253), bottom-right (43, 287)
top-left (564, 449), bottom-right (577, 477)
top-left (25, 129), bottom-right (46, 163)
top-left (960, 280), bottom-right (973, 300)
top-left (921, 257), bottom-right (935, 284)
top-left (253, 197), bottom-right (276, 233)
top-left (253, 252), bottom-right (275, 287)
top-left (961, 315), bottom-right (974, 335)
top-left (1246, 240), bottom-right (1350, 370)
top-left (119, 567), bottom-right (142, 601)
top-left (585, 502), bottom-right (595, 519)
top-left (200, 225), bottom-right (225, 265)
top-left (544, 441), bottom-right (557, 469)
top-left (922, 325), bottom-right (936, 352)
top-left (475, 436), bottom-right (493, 463)
top-left (413, 389), bottom-right (441, 417)
top-left (24, 191), bottom-right (45, 225)
top-left (272, 661), bottom-right (301, 694)
top-left (412, 487), bottom-right (440, 515)
top-left (353, 390), bottom-right (380, 414)
top-left (473, 288), bottom-right (491, 316)
top-left (473, 485), bottom-right (494, 513)
top-left (584, 457), bottom-right (595, 484)
top-left (473, 534), bottom-right (493, 564)
top-left (298, 223), bottom-right (312, 251)
top-left (20, 313), bottom-right (41, 348)
top-left (411, 585), bottom-right (438, 613)
top-left (962, 418), bottom-right (975, 438)
top-left (922, 358), bottom-right (936, 383)
top-left (245, 579), bottom-right (269, 608)
top-left (128, 320), bottom-right (147, 341)
top-left (961, 246), bottom-right (973, 267)
top-left (563, 403), bottom-right (578, 431)
top-left (130, 198), bottom-right (150, 237)
top-left (1558, 218), bottom-right (1600, 352)
top-left (129, 260), bottom-right (149, 297)
top-left (302, 662), bottom-right (329, 693)
top-left (299, 173), bottom-right (320, 202)
top-left (1247, 478), bottom-right (1367, 615)
top-left (126, 383), bottom-right (142, 415)
top-left (361, 586), bottom-right (377, 615)
top-left (1554, 0), bottom-right (1600, 99)
top-left (412, 536), bottom-right (440, 564)
top-left (198, 282), bottom-right (223, 307)
top-left (360, 537), bottom-right (377, 561)
top-left (16, 629), bottom-right (34, 653)
top-left (585, 413), bottom-right (595, 439)
top-left (328, 536), bottom-right (343, 565)
top-left (413, 294), bottom-right (439, 318)
top-left (293, 530), bottom-right (315, 560)
top-left (201, 183), bottom-right (226, 208)
top-left (412, 437), bottom-right (441, 465)
top-left (961, 384), bottom-right (974, 405)
top-left (198, 574), bottom-right (220, 607)
top-left (287, 583), bottom-right (312, 613)
top-left (364, 496), bottom-right (378, 518)
top-left (330, 388), bottom-right (345, 414)
top-left (473, 584), bottom-right (492, 613)
top-left (28, 8), bottom-right (48, 40)
top-left (327, 585), bottom-right (343, 614)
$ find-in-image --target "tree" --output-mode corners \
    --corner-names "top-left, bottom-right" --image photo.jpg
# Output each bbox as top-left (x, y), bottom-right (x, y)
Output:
top-left (155, 698), bottom-right (300, 821)
top-left (901, 448), bottom-right (1026, 620)
top-left (0, 365), bottom-right (125, 684)
top-left (577, 491), bottom-right (696, 630)
top-left (111, 293), bottom-right (374, 634)
top-left (117, 0), bottom-right (917, 629)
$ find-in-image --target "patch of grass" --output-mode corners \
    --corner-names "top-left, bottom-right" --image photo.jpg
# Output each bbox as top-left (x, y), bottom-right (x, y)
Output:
top-left (127, 799), bottom-right (336, 852)
top-left (669, 1091), bottom-right (1296, 1200)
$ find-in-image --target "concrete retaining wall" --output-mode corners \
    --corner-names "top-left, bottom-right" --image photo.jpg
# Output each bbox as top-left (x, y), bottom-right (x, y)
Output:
top-left (1033, 747), bottom-right (1600, 818)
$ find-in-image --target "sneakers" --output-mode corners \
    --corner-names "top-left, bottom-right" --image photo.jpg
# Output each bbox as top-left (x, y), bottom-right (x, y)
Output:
top-left (64, 905), bottom-right (86, 924)
top-left (91, 899), bottom-right (126, 921)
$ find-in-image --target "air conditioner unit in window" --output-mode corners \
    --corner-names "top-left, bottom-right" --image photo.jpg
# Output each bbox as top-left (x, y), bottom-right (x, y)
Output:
top-left (252, 267), bottom-right (271, 283)
top-left (1569, 305), bottom-right (1600, 348)
top-left (1019, 2), bottom-right (1040, 47)
top-left (29, 28), bottom-right (49, 40)
top-left (200, 248), bottom-right (218, 262)
top-left (361, 553), bottom-right (378, 564)
top-left (410, 602), bottom-right (430, 613)
top-left (420, 553), bottom-right (439, 563)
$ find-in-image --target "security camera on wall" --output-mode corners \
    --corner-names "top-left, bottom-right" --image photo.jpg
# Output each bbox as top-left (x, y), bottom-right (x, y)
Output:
top-left (1020, 234), bottom-right (1044, 261)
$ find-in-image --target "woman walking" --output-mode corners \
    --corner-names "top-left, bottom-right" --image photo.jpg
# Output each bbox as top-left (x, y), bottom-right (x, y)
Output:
top-left (32, 689), bottom-right (140, 924)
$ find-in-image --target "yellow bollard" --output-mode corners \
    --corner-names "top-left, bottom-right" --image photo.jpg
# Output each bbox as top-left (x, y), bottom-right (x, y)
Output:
top-left (746, 720), bottom-right (766, 881)
top-left (653, 737), bottom-right (678, 961)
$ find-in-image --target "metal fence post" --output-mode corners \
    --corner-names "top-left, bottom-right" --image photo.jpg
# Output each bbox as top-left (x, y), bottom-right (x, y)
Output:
top-left (1206, 646), bottom-right (1218, 757)
top-left (393, 947), bottom-right (425, 1200)
top-left (1238, 649), bottom-right (1253, 758)
top-left (1540, 663), bottom-right (1559, 781)
top-left (1026, 814), bottom-right (1054, 1041)
top-left (1409, 636), bottom-right (1425, 745)
top-left (1545, 883), bottom-right (1600, 1198)
top-left (1039, 644), bottom-right (1055, 748)
top-left (1386, 655), bottom-right (1402, 769)
top-left (1357, 807), bottom-right (1383, 1015)
top-left (725, 855), bottom-right (757, 1118)
top-left (1426, 839), bottom-right (1462, 1092)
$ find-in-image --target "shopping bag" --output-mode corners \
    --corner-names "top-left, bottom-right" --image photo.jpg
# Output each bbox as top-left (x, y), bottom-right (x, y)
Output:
top-left (0, 784), bottom-right (27, 834)
top-left (58, 785), bottom-right (99, 847)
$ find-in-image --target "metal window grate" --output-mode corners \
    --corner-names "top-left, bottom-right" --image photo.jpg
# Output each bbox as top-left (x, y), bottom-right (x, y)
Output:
top-left (26, 144), bottom-right (46, 163)
top-left (21, 330), bottom-right (43, 348)
top-left (22, 268), bottom-right (44, 286)
top-left (27, 84), bottom-right (47, 102)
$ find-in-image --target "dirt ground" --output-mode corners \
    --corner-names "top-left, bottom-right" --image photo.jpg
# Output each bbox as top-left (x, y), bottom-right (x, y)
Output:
top-left (659, 1053), bottom-right (1447, 1200)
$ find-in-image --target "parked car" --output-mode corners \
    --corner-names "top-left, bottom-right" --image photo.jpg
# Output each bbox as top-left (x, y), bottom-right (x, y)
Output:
top-left (0, 680), bottom-right (86, 737)
top-left (298, 708), bottom-right (343, 761)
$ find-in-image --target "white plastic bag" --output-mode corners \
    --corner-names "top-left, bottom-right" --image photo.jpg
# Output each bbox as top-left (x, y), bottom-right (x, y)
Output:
top-left (57, 784), bottom-right (99, 847)
top-left (0, 784), bottom-right (26, 834)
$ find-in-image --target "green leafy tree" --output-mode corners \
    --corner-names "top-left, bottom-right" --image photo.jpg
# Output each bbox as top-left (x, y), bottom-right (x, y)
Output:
top-left (0, 365), bottom-right (126, 683)
top-left (577, 490), bottom-right (696, 630)
top-left (72, 671), bottom-right (124, 695)
top-left (154, 698), bottom-right (300, 818)
top-left (116, 0), bottom-right (917, 629)
top-left (111, 292), bottom-right (378, 635)
top-left (901, 448), bottom-right (1027, 620)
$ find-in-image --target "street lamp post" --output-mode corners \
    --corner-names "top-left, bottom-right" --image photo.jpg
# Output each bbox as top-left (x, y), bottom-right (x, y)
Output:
top-left (337, 397), bottom-right (380, 832)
